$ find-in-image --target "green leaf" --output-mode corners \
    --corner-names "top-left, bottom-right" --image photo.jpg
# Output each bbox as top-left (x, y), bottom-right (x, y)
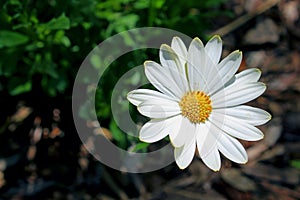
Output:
top-left (205, 0), bottom-right (226, 7)
top-left (53, 30), bottom-right (71, 47)
top-left (61, 36), bottom-right (71, 47)
top-left (43, 13), bottom-right (70, 30)
top-left (78, 101), bottom-right (92, 120)
top-left (133, 0), bottom-right (149, 9)
top-left (0, 30), bottom-right (29, 48)
top-left (130, 71), bottom-right (141, 85)
top-left (90, 54), bottom-right (102, 70)
top-left (9, 81), bottom-right (31, 95)
top-left (56, 78), bottom-right (68, 92)
top-left (131, 142), bottom-right (150, 152)
top-left (0, 48), bottom-right (20, 76)
top-left (291, 160), bottom-right (300, 169)
top-left (109, 120), bottom-right (127, 148)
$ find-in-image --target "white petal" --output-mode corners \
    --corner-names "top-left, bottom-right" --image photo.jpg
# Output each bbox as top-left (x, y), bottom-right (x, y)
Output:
top-left (217, 50), bottom-right (242, 77)
top-left (223, 68), bottom-right (262, 88)
top-left (187, 37), bottom-right (207, 91)
top-left (127, 89), bottom-right (175, 106)
top-left (205, 35), bottom-right (222, 65)
top-left (211, 111), bottom-right (264, 141)
top-left (139, 116), bottom-right (181, 143)
top-left (235, 68), bottom-right (262, 84)
top-left (196, 121), bottom-right (219, 159)
top-left (212, 82), bottom-right (266, 108)
top-left (160, 44), bottom-right (182, 72)
top-left (144, 61), bottom-right (186, 99)
top-left (159, 44), bottom-right (189, 90)
top-left (171, 36), bottom-right (188, 68)
top-left (174, 135), bottom-right (196, 169)
top-left (138, 99), bottom-right (181, 118)
top-left (201, 146), bottom-right (221, 171)
top-left (217, 133), bottom-right (248, 164)
top-left (170, 117), bottom-right (196, 148)
top-left (208, 50), bottom-right (242, 95)
top-left (214, 105), bottom-right (271, 126)
top-left (201, 56), bottom-right (219, 94)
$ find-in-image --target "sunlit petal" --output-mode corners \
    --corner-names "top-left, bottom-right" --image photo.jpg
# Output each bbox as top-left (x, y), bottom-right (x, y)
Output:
top-left (217, 133), bottom-right (248, 163)
top-left (174, 135), bottom-right (196, 169)
top-left (208, 50), bottom-right (242, 95)
top-left (171, 36), bottom-right (188, 69)
top-left (159, 44), bottom-right (189, 91)
top-left (196, 121), bottom-right (219, 159)
top-left (212, 82), bottom-right (266, 108)
top-left (211, 111), bottom-right (264, 141)
top-left (127, 89), bottom-right (176, 106)
top-left (145, 61), bottom-right (186, 99)
top-left (187, 37), bottom-right (207, 91)
top-left (214, 105), bottom-right (271, 126)
top-left (205, 35), bottom-right (222, 65)
top-left (139, 115), bottom-right (181, 143)
top-left (138, 99), bottom-right (181, 119)
top-left (170, 117), bottom-right (196, 148)
top-left (201, 146), bottom-right (221, 171)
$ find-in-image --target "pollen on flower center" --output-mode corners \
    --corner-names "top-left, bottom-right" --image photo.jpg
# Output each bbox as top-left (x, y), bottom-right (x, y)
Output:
top-left (179, 91), bottom-right (212, 123)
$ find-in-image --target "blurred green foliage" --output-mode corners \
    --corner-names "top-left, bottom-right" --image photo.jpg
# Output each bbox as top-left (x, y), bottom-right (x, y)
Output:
top-left (0, 0), bottom-right (229, 149)
top-left (291, 160), bottom-right (300, 170)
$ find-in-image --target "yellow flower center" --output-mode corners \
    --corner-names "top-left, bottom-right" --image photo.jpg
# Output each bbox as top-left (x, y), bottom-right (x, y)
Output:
top-left (179, 91), bottom-right (212, 123)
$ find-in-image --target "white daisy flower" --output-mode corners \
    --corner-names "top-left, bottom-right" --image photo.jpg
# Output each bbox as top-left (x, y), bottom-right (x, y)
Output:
top-left (127, 35), bottom-right (271, 171)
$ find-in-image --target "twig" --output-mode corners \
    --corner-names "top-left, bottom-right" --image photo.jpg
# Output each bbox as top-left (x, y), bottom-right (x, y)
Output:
top-left (164, 187), bottom-right (203, 200)
top-left (211, 0), bottom-right (281, 36)
top-left (102, 167), bottom-right (129, 200)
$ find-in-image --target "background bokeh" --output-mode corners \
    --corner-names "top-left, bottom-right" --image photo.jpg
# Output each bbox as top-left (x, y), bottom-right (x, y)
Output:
top-left (0, 0), bottom-right (299, 199)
